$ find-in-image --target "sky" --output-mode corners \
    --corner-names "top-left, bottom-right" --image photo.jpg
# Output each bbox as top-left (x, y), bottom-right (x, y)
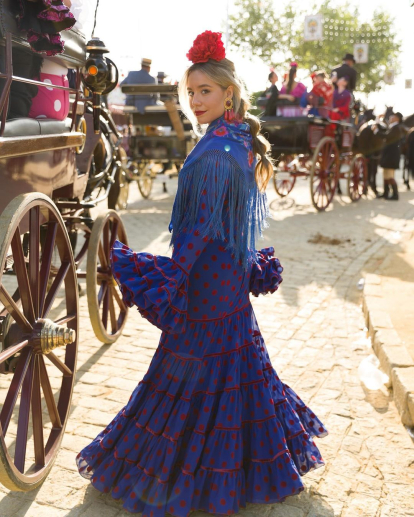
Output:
top-left (81, 0), bottom-right (414, 116)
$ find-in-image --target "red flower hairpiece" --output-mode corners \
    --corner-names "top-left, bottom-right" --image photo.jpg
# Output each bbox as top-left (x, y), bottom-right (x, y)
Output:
top-left (290, 62), bottom-right (298, 68)
top-left (186, 31), bottom-right (226, 64)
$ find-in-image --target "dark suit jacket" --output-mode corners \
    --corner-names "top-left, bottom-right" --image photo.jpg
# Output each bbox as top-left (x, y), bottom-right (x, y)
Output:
top-left (380, 123), bottom-right (406, 169)
top-left (121, 69), bottom-right (157, 113)
top-left (264, 84), bottom-right (279, 116)
top-left (331, 63), bottom-right (357, 92)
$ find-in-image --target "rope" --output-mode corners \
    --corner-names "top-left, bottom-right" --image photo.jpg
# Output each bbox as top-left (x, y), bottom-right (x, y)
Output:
top-left (92, 0), bottom-right (100, 37)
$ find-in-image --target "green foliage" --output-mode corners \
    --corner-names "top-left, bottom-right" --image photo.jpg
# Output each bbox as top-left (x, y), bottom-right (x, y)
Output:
top-left (229, 0), bottom-right (401, 93)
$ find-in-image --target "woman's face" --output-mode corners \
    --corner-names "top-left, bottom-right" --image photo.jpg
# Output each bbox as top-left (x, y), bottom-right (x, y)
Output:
top-left (187, 70), bottom-right (233, 125)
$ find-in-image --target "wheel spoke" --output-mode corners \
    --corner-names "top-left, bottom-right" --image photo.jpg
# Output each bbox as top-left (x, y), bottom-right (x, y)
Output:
top-left (29, 206), bottom-right (40, 319)
top-left (0, 339), bottom-right (29, 365)
top-left (98, 241), bottom-right (109, 270)
top-left (54, 313), bottom-right (77, 326)
top-left (103, 221), bottom-right (110, 257)
top-left (42, 261), bottom-right (70, 318)
top-left (102, 287), bottom-right (109, 330)
top-left (39, 221), bottom-right (57, 318)
top-left (0, 286), bottom-right (32, 332)
top-left (14, 354), bottom-right (35, 472)
top-left (108, 289), bottom-right (117, 333)
top-left (38, 355), bottom-right (62, 429)
top-left (98, 282), bottom-right (108, 307)
top-left (109, 219), bottom-right (119, 249)
top-left (32, 355), bottom-right (45, 467)
top-left (11, 228), bottom-right (35, 324)
top-left (0, 348), bottom-right (32, 436)
top-left (46, 351), bottom-right (73, 378)
top-left (111, 283), bottom-right (127, 313)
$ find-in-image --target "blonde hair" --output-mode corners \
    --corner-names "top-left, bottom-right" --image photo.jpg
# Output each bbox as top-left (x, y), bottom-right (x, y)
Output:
top-left (178, 58), bottom-right (274, 191)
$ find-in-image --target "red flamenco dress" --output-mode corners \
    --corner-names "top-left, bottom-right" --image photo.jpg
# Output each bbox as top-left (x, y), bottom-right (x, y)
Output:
top-left (76, 116), bottom-right (328, 516)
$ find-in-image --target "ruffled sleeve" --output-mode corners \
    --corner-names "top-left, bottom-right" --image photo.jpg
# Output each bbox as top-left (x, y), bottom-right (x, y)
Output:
top-left (110, 240), bottom-right (188, 334)
top-left (249, 247), bottom-right (283, 297)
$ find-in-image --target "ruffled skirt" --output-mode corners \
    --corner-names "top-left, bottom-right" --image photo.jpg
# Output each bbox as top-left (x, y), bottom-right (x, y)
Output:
top-left (76, 304), bottom-right (327, 516)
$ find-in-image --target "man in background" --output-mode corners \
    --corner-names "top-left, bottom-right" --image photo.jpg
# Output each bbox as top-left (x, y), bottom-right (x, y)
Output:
top-left (331, 53), bottom-right (357, 92)
top-left (121, 57), bottom-right (157, 113)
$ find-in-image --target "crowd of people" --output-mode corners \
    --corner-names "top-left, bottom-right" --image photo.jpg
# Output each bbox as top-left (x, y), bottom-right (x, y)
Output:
top-left (263, 52), bottom-right (357, 120)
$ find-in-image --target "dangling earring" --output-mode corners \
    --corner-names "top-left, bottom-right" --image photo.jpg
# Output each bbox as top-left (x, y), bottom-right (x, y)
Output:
top-left (224, 97), bottom-right (234, 121)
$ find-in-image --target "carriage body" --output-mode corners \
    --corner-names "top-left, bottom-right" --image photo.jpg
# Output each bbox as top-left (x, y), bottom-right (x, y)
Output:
top-left (261, 113), bottom-right (365, 210)
top-left (114, 84), bottom-right (197, 198)
top-left (0, 1), bottom-right (129, 492)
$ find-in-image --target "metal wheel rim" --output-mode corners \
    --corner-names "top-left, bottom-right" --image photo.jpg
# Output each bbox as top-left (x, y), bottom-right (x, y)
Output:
top-left (0, 193), bottom-right (78, 491)
top-left (137, 165), bottom-right (154, 199)
top-left (86, 210), bottom-right (128, 344)
top-left (273, 155), bottom-right (296, 197)
top-left (310, 137), bottom-right (339, 211)
top-left (348, 154), bottom-right (367, 202)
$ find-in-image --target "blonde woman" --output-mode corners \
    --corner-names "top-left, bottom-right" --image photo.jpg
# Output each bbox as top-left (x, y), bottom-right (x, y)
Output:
top-left (77, 31), bottom-right (328, 516)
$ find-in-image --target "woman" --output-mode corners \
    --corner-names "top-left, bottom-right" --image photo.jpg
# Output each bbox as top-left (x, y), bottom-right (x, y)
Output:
top-left (330, 76), bottom-right (352, 121)
top-left (76, 31), bottom-right (327, 516)
top-left (280, 62), bottom-right (307, 101)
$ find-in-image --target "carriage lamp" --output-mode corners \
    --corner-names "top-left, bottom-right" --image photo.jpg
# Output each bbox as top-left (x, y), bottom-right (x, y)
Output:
top-left (81, 37), bottom-right (119, 133)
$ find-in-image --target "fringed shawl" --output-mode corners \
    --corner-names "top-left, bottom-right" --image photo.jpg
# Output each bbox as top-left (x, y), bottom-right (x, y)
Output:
top-left (169, 116), bottom-right (270, 269)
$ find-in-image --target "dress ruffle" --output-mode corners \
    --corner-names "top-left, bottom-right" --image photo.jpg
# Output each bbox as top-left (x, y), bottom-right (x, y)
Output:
top-left (110, 240), bottom-right (188, 334)
top-left (249, 247), bottom-right (283, 297)
top-left (77, 307), bottom-right (327, 516)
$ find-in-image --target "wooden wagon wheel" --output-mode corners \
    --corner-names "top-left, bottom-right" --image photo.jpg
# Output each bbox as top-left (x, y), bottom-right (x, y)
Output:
top-left (273, 154), bottom-right (296, 197)
top-left (0, 193), bottom-right (78, 491)
top-left (137, 163), bottom-right (154, 199)
top-left (86, 210), bottom-right (128, 344)
top-left (310, 136), bottom-right (340, 211)
top-left (108, 148), bottom-right (130, 210)
top-left (347, 154), bottom-right (367, 202)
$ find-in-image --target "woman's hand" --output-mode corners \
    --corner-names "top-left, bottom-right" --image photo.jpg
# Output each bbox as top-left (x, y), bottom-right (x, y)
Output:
top-left (332, 108), bottom-right (339, 113)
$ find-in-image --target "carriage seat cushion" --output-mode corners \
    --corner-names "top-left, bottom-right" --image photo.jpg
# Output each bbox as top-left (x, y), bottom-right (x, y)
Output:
top-left (3, 117), bottom-right (71, 138)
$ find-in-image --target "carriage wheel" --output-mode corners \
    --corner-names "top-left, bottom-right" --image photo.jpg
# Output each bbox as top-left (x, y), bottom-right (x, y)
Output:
top-left (347, 154), bottom-right (367, 202)
top-left (273, 155), bottom-right (296, 197)
top-left (86, 210), bottom-right (128, 344)
top-left (310, 137), bottom-right (340, 211)
top-left (108, 147), bottom-right (130, 210)
top-left (0, 193), bottom-right (78, 491)
top-left (137, 163), bottom-right (154, 199)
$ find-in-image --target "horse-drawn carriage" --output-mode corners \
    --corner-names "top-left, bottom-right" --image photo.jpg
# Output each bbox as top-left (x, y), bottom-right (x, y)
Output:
top-left (262, 111), bottom-right (367, 211)
top-left (112, 84), bottom-right (196, 199)
top-left (0, 0), bottom-right (129, 491)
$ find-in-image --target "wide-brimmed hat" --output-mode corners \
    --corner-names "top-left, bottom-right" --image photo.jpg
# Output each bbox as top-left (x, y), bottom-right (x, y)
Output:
top-left (141, 58), bottom-right (152, 67)
top-left (342, 53), bottom-right (355, 63)
top-left (157, 71), bottom-right (167, 79)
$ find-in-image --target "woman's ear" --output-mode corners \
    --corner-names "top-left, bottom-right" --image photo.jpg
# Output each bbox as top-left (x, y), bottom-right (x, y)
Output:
top-left (226, 86), bottom-right (234, 99)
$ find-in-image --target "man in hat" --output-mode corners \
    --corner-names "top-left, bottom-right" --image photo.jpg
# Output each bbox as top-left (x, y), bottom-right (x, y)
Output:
top-left (157, 71), bottom-right (168, 84)
top-left (331, 53), bottom-right (357, 92)
top-left (121, 58), bottom-right (157, 113)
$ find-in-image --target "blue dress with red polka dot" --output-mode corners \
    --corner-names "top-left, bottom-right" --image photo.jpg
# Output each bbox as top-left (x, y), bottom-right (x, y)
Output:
top-left (76, 116), bottom-right (328, 516)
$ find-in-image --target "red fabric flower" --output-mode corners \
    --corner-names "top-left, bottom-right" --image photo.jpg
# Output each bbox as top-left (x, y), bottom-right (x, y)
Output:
top-left (186, 31), bottom-right (226, 63)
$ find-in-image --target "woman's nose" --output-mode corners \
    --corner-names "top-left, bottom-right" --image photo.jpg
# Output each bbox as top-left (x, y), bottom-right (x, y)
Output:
top-left (192, 95), bottom-right (202, 106)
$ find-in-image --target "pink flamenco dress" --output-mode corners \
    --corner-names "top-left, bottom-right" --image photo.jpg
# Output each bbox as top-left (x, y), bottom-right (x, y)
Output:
top-left (76, 116), bottom-right (328, 516)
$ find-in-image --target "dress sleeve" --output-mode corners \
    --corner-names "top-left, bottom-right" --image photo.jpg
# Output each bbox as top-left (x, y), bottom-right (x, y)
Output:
top-left (249, 247), bottom-right (283, 297)
top-left (110, 150), bottom-right (248, 334)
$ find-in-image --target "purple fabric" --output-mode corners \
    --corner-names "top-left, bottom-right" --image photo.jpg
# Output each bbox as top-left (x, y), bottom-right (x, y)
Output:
top-left (249, 247), bottom-right (283, 297)
top-left (280, 82), bottom-right (307, 98)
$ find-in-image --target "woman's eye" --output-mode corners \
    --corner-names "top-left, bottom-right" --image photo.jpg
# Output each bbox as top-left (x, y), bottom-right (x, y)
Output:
top-left (188, 91), bottom-right (194, 97)
top-left (201, 89), bottom-right (210, 95)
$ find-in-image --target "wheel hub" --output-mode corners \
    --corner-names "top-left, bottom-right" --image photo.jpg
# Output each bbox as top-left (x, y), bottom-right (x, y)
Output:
top-left (34, 319), bottom-right (76, 355)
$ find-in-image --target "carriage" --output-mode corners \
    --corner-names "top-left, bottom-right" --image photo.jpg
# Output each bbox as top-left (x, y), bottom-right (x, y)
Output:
top-left (0, 0), bottom-right (129, 491)
top-left (112, 84), bottom-right (196, 199)
top-left (262, 111), bottom-right (368, 211)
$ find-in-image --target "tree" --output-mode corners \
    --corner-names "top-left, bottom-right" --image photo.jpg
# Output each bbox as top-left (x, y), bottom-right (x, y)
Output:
top-left (229, 0), bottom-right (401, 93)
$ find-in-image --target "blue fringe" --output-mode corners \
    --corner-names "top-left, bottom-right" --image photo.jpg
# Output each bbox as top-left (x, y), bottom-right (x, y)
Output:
top-left (169, 150), bottom-right (269, 270)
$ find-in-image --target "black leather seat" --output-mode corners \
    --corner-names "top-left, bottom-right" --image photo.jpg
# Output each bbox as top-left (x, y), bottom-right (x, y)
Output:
top-left (2, 117), bottom-right (71, 138)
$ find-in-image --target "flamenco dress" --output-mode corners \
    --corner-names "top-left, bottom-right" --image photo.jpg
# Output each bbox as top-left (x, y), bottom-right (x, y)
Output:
top-left (76, 116), bottom-right (328, 516)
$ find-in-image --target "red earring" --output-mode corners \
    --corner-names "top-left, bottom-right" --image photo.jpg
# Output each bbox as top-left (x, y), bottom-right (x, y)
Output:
top-left (224, 97), bottom-right (234, 121)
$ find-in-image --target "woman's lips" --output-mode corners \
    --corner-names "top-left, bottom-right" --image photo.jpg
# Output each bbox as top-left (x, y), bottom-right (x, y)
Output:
top-left (195, 111), bottom-right (207, 116)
